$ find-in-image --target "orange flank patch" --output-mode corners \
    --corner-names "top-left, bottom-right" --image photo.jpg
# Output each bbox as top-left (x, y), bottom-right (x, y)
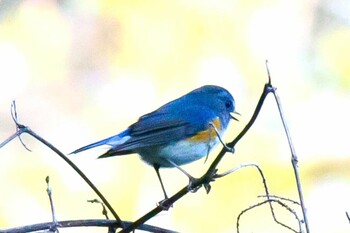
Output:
top-left (187, 118), bottom-right (221, 143)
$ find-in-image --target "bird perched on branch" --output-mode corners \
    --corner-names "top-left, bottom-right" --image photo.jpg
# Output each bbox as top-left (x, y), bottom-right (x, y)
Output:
top-left (71, 85), bottom-right (238, 199)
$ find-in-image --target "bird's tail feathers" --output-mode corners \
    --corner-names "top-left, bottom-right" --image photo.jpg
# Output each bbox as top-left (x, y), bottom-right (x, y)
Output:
top-left (70, 130), bottom-right (129, 155)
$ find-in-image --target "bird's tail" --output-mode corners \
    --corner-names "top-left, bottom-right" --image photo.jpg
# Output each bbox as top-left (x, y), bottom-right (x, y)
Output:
top-left (70, 129), bottom-right (129, 155)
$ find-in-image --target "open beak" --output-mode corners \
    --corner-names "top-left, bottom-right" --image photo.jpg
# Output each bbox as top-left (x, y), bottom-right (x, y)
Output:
top-left (230, 111), bottom-right (241, 121)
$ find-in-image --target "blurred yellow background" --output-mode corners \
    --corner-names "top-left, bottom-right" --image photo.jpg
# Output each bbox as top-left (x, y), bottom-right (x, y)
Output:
top-left (0, 0), bottom-right (349, 232)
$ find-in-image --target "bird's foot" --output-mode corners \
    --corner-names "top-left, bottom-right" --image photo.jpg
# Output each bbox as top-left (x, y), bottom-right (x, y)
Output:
top-left (186, 177), bottom-right (202, 193)
top-left (157, 198), bottom-right (173, 210)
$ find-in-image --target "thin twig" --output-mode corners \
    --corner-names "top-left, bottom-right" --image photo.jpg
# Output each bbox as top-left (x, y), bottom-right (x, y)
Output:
top-left (258, 194), bottom-right (300, 206)
top-left (237, 199), bottom-right (301, 233)
top-left (266, 62), bottom-right (309, 233)
top-left (216, 163), bottom-right (300, 232)
top-left (0, 132), bottom-right (18, 148)
top-left (11, 101), bottom-right (31, 152)
top-left (45, 176), bottom-right (60, 232)
top-left (1, 102), bottom-right (125, 229)
top-left (88, 199), bottom-right (109, 220)
top-left (27, 129), bottom-right (124, 228)
top-left (214, 163), bottom-right (257, 178)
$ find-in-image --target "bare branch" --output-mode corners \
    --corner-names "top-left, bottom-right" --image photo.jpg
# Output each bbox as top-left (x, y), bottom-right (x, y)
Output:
top-left (216, 163), bottom-right (301, 232)
top-left (265, 60), bottom-right (272, 85)
top-left (258, 195), bottom-right (300, 206)
top-left (268, 66), bottom-right (310, 232)
top-left (2, 101), bottom-right (125, 230)
top-left (237, 199), bottom-right (302, 233)
top-left (0, 131), bottom-right (18, 149)
top-left (88, 199), bottom-right (109, 220)
top-left (0, 220), bottom-right (178, 233)
top-left (11, 101), bottom-right (31, 152)
top-left (45, 176), bottom-right (60, 232)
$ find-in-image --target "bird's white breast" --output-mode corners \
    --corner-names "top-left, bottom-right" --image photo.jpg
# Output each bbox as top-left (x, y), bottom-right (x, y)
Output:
top-left (138, 137), bottom-right (220, 167)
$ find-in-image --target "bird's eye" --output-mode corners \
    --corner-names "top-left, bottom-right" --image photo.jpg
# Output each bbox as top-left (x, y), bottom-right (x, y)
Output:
top-left (225, 101), bottom-right (232, 109)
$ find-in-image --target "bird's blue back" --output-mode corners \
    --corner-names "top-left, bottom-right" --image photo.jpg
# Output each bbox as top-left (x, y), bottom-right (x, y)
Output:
top-left (71, 85), bottom-right (235, 160)
top-left (103, 85), bottom-right (235, 155)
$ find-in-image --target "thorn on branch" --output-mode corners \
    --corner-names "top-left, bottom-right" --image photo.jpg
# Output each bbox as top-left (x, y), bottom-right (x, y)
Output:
top-left (10, 101), bottom-right (32, 152)
top-left (87, 199), bottom-right (110, 220)
top-left (265, 60), bottom-right (271, 85)
top-left (193, 168), bottom-right (218, 194)
top-left (11, 100), bottom-right (19, 125)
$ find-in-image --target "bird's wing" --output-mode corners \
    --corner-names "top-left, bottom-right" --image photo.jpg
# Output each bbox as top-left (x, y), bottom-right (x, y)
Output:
top-left (99, 106), bottom-right (216, 157)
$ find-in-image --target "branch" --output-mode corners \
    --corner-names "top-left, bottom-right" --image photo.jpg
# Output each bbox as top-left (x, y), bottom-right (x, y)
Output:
top-left (266, 62), bottom-right (310, 233)
top-left (258, 194), bottom-right (300, 206)
top-left (0, 220), bottom-right (178, 233)
top-left (45, 176), bottom-right (59, 232)
top-left (0, 101), bottom-right (125, 229)
top-left (237, 199), bottom-right (302, 233)
top-left (87, 199), bottom-right (110, 220)
top-left (216, 163), bottom-right (301, 232)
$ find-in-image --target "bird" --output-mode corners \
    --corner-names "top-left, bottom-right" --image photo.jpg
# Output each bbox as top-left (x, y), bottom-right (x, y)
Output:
top-left (70, 85), bottom-right (238, 199)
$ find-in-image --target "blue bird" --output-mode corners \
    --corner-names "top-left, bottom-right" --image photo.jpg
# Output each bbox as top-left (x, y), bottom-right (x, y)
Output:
top-left (71, 85), bottom-right (238, 199)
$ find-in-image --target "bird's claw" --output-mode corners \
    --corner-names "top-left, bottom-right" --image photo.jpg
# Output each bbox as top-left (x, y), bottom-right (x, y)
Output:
top-left (203, 169), bottom-right (218, 194)
top-left (204, 183), bottom-right (211, 194)
top-left (157, 198), bottom-right (173, 210)
top-left (186, 177), bottom-right (202, 193)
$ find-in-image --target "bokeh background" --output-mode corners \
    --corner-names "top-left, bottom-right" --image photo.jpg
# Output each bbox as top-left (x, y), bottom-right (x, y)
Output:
top-left (0, 0), bottom-right (349, 232)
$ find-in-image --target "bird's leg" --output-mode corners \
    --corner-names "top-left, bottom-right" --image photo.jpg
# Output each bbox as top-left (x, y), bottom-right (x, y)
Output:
top-left (164, 158), bottom-right (201, 193)
top-left (203, 125), bottom-right (212, 164)
top-left (153, 164), bottom-right (174, 210)
top-left (153, 164), bottom-right (168, 200)
top-left (208, 122), bottom-right (235, 153)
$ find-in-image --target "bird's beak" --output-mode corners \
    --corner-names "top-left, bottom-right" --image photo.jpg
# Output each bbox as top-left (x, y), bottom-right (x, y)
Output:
top-left (230, 111), bottom-right (241, 121)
